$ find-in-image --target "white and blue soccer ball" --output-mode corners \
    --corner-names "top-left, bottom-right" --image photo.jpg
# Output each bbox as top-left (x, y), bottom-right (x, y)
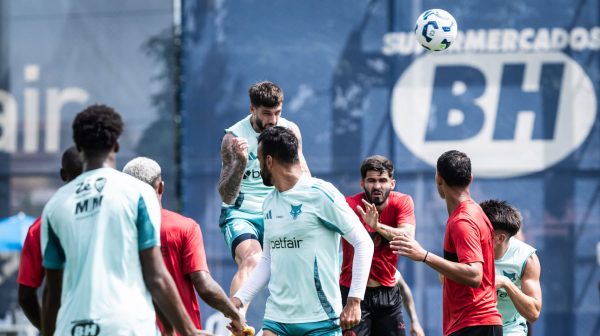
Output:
top-left (415, 9), bottom-right (458, 51)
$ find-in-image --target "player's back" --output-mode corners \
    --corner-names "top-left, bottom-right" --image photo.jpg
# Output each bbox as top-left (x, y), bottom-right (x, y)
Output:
top-left (42, 167), bottom-right (161, 335)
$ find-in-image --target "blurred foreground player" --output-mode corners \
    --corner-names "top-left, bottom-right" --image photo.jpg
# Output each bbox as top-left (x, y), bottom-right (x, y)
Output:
top-left (123, 157), bottom-right (244, 335)
top-left (17, 146), bottom-right (83, 330)
top-left (41, 105), bottom-right (198, 335)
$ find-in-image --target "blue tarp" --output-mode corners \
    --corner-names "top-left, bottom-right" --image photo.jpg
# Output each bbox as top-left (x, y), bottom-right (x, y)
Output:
top-left (0, 213), bottom-right (36, 252)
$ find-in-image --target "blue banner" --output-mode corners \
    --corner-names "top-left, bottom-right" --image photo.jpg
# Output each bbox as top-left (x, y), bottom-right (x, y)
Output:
top-left (182, 1), bottom-right (600, 335)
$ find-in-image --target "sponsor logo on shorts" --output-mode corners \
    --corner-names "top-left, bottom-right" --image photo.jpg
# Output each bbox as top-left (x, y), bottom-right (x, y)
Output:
top-left (71, 319), bottom-right (100, 336)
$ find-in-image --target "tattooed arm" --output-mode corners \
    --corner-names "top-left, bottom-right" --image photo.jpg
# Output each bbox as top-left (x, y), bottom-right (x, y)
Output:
top-left (218, 133), bottom-right (249, 205)
top-left (289, 122), bottom-right (311, 176)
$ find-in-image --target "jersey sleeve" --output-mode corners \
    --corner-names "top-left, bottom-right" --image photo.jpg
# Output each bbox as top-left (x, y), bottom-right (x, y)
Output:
top-left (17, 218), bottom-right (44, 287)
top-left (451, 218), bottom-right (484, 264)
top-left (395, 195), bottom-right (416, 226)
top-left (182, 221), bottom-right (209, 274)
top-left (41, 209), bottom-right (66, 270)
top-left (136, 185), bottom-right (162, 251)
top-left (314, 182), bottom-right (360, 235)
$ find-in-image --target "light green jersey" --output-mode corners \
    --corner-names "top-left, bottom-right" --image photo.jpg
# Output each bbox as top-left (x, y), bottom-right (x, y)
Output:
top-left (262, 175), bottom-right (360, 323)
top-left (495, 237), bottom-right (536, 336)
top-left (224, 115), bottom-right (290, 214)
top-left (41, 168), bottom-right (161, 335)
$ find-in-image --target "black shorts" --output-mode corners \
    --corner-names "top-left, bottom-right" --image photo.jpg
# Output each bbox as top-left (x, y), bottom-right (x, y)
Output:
top-left (449, 325), bottom-right (503, 336)
top-left (340, 285), bottom-right (406, 336)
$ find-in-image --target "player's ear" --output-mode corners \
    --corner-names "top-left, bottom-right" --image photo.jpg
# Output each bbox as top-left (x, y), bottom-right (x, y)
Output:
top-left (266, 155), bottom-right (273, 168)
top-left (60, 168), bottom-right (68, 182)
top-left (157, 180), bottom-right (164, 197)
top-left (360, 179), bottom-right (365, 189)
top-left (390, 179), bottom-right (396, 190)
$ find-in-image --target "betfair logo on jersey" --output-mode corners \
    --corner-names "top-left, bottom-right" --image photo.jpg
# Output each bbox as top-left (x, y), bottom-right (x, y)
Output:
top-left (290, 204), bottom-right (302, 220)
top-left (243, 169), bottom-right (261, 180)
top-left (75, 196), bottom-right (103, 215)
top-left (71, 319), bottom-right (100, 336)
top-left (270, 236), bottom-right (303, 250)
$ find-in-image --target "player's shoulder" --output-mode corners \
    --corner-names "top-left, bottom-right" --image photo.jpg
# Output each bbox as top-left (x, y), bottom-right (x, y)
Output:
top-left (345, 192), bottom-right (364, 206)
top-left (388, 191), bottom-right (414, 205)
top-left (225, 115), bottom-right (252, 138)
top-left (304, 177), bottom-right (342, 202)
top-left (161, 208), bottom-right (198, 227)
top-left (510, 237), bottom-right (536, 254)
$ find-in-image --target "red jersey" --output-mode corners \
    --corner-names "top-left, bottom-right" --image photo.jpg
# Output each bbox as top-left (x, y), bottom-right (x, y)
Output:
top-left (442, 200), bottom-right (502, 335)
top-left (157, 209), bottom-right (209, 333)
top-left (17, 217), bottom-right (43, 288)
top-left (340, 192), bottom-right (415, 287)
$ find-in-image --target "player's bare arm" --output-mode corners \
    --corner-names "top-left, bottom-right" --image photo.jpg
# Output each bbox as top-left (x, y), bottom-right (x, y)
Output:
top-left (139, 247), bottom-right (198, 336)
top-left (396, 272), bottom-right (425, 336)
top-left (218, 133), bottom-right (249, 204)
top-left (190, 271), bottom-right (245, 332)
top-left (357, 199), bottom-right (415, 240)
top-left (18, 285), bottom-right (41, 330)
top-left (41, 269), bottom-right (63, 336)
top-left (496, 253), bottom-right (542, 322)
top-left (391, 235), bottom-right (483, 288)
top-left (289, 122), bottom-right (311, 176)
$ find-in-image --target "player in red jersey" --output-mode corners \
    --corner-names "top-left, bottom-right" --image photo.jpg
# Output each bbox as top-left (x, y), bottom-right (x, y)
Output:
top-left (123, 157), bottom-right (244, 335)
top-left (391, 150), bottom-right (502, 336)
top-left (17, 146), bottom-right (83, 330)
top-left (340, 155), bottom-right (424, 336)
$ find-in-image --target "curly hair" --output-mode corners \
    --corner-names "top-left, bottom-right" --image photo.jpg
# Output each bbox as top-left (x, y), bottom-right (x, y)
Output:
top-left (249, 81), bottom-right (284, 108)
top-left (72, 104), bottom-right (123, 152)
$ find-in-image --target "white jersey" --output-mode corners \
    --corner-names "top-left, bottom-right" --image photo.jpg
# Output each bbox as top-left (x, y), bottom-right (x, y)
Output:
top-left (41, 168), bottom-right (161, 336)
top-left (223, 115), bottom-right (291, 214)
top-left (262, 175), bottom-right (360, 323)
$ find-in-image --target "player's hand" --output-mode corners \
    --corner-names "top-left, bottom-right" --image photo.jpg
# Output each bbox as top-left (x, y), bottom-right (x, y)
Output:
top-left (227, 310), bottom-right (245, 335)
top-left (390, 235), bottom-right (427, 262)
top-left (411, 321), bottom-right (425, 336)
top-left (230, 137), bottom-right (249, 162)
top-left (357, 199), bottom-right (379, 230)
top-left (495, 274), bottom-right (510, 289)
top-left (340, 297), bottom-right (362, 330)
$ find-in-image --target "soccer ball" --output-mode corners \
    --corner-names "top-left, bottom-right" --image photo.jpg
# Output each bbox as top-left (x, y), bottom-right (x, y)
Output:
top-left (414, 9), bottom-right (457, 51)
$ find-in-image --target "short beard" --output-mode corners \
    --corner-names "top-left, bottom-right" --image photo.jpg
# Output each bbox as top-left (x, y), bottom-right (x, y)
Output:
top-left (364, 188), bottom-right (390, 206)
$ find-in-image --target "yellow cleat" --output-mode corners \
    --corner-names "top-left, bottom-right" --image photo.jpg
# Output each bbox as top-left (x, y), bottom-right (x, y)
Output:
top-left (229, 326), bottom-right (255, 336)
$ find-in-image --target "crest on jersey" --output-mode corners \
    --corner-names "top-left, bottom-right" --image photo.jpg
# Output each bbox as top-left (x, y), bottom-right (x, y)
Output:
top-left (94, 177), bottom-right (106, 193)
top-left (290, 204), bottom-right (303, 220)
top-left (503, 270), bottom-right (517, 282)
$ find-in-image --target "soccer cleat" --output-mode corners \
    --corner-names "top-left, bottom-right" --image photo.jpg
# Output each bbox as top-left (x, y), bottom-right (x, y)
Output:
top-left (229, 325), bottom-right (255, 336)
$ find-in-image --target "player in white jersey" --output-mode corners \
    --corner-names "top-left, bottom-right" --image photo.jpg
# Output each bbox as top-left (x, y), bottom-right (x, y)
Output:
top-left (41, 105), bottom-right (200, 336)
top-left (480, 200), bottom-right (542, 336)
top-left (218, 81), bottom-right (310, 302)
top-left (232, 126), bottom-right (374, 336)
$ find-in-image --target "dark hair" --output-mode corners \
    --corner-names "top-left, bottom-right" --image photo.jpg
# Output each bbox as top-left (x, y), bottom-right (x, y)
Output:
top-left (436, 150), bottom-right (471, 187)
top-left (360, 155), bottom-right (394, 179)
top-left (479, 199), bottom-right (522, 236)
top-left (72, 104), bottom-right (123, 152)
top-left (249, 81), bottom-right (284, 108)
top-left (61, 146), bottom-right (83, 177)
top-left (257, 126), bottom-right (299, 165)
